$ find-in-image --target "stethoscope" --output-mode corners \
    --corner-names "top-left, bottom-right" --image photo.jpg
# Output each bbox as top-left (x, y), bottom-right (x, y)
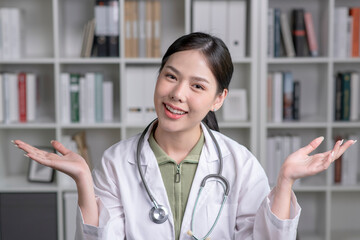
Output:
top-left (136, 119), bottom-right (230, 240)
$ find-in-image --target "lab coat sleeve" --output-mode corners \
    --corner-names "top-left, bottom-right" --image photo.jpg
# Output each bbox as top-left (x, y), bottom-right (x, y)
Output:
top-left (233, 150), bottom-right (301, 240)
top-left (75, 149), bottom-right (126, 240)
top-left (252, 189), bottom-right (301, 239)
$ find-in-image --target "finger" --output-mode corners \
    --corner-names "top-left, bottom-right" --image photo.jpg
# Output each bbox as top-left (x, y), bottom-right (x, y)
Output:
top-left (300, 136), bottom-right (324, 155)
top-left (51, 140), bottom-right (71, 155)
top-left (13, 140), bottom-right (44, 154)
top-left (334, 140), bottom-right (357, 159)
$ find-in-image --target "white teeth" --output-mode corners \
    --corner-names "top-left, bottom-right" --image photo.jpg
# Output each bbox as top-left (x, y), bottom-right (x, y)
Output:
top-left (165, 104), bottom-right (186, 115)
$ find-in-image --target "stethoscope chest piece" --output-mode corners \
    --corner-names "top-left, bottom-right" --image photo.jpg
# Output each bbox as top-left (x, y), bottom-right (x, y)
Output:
top-left (149, 205), bottom-right (168, 224)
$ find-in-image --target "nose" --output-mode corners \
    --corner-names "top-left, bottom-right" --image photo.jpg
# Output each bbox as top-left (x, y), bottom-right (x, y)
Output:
top-left (170, 81), bottom-right (187, 103)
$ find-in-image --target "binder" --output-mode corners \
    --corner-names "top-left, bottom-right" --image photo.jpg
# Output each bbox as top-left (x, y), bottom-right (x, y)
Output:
top-left (95, 0), bottom-right (108, 57)
top-left (107, 0), bottom-right (119, 56)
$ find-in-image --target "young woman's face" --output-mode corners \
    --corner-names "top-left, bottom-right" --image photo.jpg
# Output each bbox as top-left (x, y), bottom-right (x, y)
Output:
top-left (154, 49), bottom-right (227, 134)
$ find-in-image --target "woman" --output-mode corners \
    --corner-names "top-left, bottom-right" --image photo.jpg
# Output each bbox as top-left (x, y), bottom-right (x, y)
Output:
top-left (14, 32), bottom-right (355, 239)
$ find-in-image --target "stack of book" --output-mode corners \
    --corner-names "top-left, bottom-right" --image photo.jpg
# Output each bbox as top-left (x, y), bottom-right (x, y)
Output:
top-left (267, 71), bottom-right (300, 123)
top-left (82, 0), bottom-right (120, 57)
top-left (333, 134), bottom-right (359, 185)
top-left (60, 72), bottom-right (113, 123)
top-left (268, 8), bottom-right (318, 58)
top-left (0, 8), bottom-right (21, 59)
top-left (192, 0), bottom-right (246, 60)
top-left (334, 7), bottom-right (360, 58)
top-left (266, 134), bottom-right (302, 187)
top-left (124, 0), bottom-right (161, 58)
top-left (334, 72), bottom-right (359, 121)
top-left (0, 72), bottom-right (37, 123)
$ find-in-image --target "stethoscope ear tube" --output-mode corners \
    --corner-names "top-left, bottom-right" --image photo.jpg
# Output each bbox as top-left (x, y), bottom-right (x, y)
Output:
top-left (200, 174), bottom-right (230, 196)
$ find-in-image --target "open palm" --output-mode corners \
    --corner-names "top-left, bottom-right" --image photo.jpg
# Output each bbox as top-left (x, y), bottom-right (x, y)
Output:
top-left (13, 139), bottom-right (90, 182)
top-left (281, 137), bottom-right (356, 182)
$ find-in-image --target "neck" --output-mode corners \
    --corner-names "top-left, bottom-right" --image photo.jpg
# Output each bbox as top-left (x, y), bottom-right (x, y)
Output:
top-left (154, 123), bottom-right (202, 164)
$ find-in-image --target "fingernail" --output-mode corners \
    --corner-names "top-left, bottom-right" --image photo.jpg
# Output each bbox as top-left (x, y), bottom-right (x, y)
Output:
top-left (340, 139), bottom-right (344, 145)
top-left (331, 151), bottom-right (335, 157)
top-left (11, 140), bottom-right (15, 144)
top-left (353, 140), bottom-right (357, 145)
top-left (50, 140), bottom-right (54, 144)
top-left (319, 136), bottom-right (324, 141)
top-left (24, 154), bottom-right (29, 158)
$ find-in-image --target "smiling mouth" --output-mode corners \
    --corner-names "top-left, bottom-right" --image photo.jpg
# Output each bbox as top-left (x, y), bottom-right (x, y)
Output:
top-left (164, 104), bottom-right (187, 115)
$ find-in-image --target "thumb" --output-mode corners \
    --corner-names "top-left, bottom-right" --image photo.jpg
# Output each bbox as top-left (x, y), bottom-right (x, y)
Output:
top-left (300, 136), bottom-right (324, 155)
top-left (51, 140), bottom-right (71, 155)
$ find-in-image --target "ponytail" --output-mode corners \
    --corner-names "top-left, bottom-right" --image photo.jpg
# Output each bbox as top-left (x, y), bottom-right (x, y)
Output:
top-left (202, 111), bottom-right (219, 132)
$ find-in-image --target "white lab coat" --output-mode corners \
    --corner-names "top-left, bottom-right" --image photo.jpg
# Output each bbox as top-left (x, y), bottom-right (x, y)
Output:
top-left (75, 122), bottom-right (301, 240)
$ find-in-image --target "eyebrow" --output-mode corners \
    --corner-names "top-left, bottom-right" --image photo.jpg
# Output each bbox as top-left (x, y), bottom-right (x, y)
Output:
top-left (164, 65), bottom-right (210, 84)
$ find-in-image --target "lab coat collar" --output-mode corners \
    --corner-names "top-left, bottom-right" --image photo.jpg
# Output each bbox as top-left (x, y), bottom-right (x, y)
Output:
top-left (126, 121), bottom-right (231, 166)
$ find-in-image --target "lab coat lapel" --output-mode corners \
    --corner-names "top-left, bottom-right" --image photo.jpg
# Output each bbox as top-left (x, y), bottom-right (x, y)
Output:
top-left (180, 124), bottom-right (221, 238)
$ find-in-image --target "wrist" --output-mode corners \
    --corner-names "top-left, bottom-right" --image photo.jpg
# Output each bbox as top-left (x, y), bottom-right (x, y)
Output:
top-left (276, 167), bottom-right (294, 191)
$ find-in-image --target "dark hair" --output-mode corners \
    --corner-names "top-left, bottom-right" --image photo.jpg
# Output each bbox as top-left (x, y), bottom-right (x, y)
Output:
top-left (159, 32), bottom-right (234, 131)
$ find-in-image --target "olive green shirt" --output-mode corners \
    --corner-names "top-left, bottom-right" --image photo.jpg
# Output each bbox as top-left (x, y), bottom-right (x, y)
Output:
top-left (148, 131), bottom-right (204, 240)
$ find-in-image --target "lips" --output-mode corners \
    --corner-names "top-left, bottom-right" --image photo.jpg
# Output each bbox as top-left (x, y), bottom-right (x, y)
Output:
top-left (164, 104), bottom-right (187, 115)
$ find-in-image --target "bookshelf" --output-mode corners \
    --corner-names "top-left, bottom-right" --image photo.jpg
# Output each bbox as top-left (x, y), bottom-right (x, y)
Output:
top-left (259, 0), bottom-right (360, 240)
top-left (0, 0), bottom-right (358, 239)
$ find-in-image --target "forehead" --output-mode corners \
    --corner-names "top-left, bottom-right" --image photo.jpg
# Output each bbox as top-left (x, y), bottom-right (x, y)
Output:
top-left (164, 50), bottom-right (215, 80)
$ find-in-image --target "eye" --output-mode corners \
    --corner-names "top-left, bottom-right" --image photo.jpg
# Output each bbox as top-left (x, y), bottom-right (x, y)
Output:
top-left (193, 84), bottom-right (205, 90)
top-left (165, 74), bottom-right (176, 80)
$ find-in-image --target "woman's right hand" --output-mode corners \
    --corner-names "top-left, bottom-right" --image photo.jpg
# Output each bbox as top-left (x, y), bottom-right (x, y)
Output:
top-left (13, 139), bottom-right (91, 183)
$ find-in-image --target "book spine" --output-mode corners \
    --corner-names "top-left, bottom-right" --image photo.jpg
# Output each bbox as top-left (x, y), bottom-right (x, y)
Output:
top-left (95, 0), bottom-right (108, 57)
top-left (272, 72), bottom-right (283, 123)
top-left (85, 73), bottom-right (96, 123)
top-left (292, 9), bottom-right (308, 56)
top-left (106, 0), bottom-right (119, 57)
top-left (334, 7), bottom-right (349, 58)
top-left (341, 72), bottom-right (351, 121)
top-left (334, 136), bottom-right (343, 183)
top-left (280, 12), bottom-right (295, 57)
top-left (145, 0), bottom-right (153, 58)
top-left (350, 8), bottom-right (360, 57)
top-left (0, 74), bottom-right (3, 122)
top-left (283, 71), bottom-right (294, 120)
top-left (152, 0), bottom-right (161, 58)
top-left (267, 72), bottom-right (273, 121)
top-left (79, 76), bottom-right (86, 123)
top-left (70, 74), bottom-right (80, 123)
top-left (26, 73), bottom-right (36, 122)
top-left (18, 72), bottom-right (27, 122)
top-left (292, 80), bottom-right (300, 120)
top-left (9, 73), bottom-right (19, 122)
top-left (124, 0), bottom-right (132, 57)
top-left (138, 0), bottom-right (146, 58)
top-left (304, 12), bottom-right (318, 57)
top-left (267, 8), bottom-right (274, 58)
top-left (60, 73), bottom-right (70, 123)
top-left (350, 72), bottom-right (359, 121)
top-left (347, 16), bottom-right (353, 57)
top-left (103, 81), bottom-right (113, 122)
top-left (274, 8), bottom-right (281, 57)
top-left (335, 73), bottom-right (343, 121)
top-left (95, 73), bottom-right (103, 122)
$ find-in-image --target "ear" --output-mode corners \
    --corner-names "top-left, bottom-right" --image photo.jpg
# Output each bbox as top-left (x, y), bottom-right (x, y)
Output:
top-left (211, 89), bottom-right (228, 111)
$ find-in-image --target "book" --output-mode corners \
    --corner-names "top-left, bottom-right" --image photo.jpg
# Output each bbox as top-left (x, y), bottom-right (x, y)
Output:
top-left (0, 74), bottom-right (3, 122)
top-left (60, 73), bottom-right (70, 124)
top-left (95, 73), bottom-right (103, 122)
top-left (25, 73), bottom-right (36, 122)
top-left (145, 0), bottom-right (153, 58)
top-left (272, 72), bottom-right (283, 122)
top-left (274, 8), bottom-right (282, 57)
top-left (124, 0), bottom-right (132, 57)
top-left (106, 0), bottom-right (119, 57)
top-left (349, 8), bottom-right (360, 57)
top-left (335, 73), bottom-right (343, 121)
top-left (70, 73), bottom-right (80, 123)
top-left (304, 12), bottom-right (318, 57)
top-left (85, 72), bottom-right (96, 123)
top-left (292, 9), bottom-right (308, 56)
top-left (79, 76), bottom-right (86, 123)
top-left (334, 7), bottom-right (348, 58)
top-left (18, 73), bottom-right (27, 122)
top-left (292, 80), bottom-right (300, 120)
top-left (334, 136), bottom-right (342, 183)
top-left (347, 15), bottom-right (353, 57)
top-left (8, 73), bottom-right (18, 122)
top-left (94, 0), bottom-right (107, 57)
top-left (267, 8), bottom-right (274, 57)
top-left (103, 81), bottom-right (113, 122)
top-left (228, 1), bottom-right (246, 59)
top-left (350, 72), bottom-right (359, 121)
top-left (267, 73), bottom-right (273, 121)
top-left (341, 72), bottom-right (351, 121)
top-left (283, 71), bottom-right (294, 120)
top-left (280, 12), bottom-right (295, 57)
top-left (152, 0), bottom-right (161, 58)
top-left (138, 0), bottom-right (146, 58)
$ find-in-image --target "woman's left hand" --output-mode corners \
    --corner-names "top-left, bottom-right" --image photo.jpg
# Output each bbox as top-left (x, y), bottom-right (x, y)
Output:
top-left (279, 136), bottom-right (356, 185)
